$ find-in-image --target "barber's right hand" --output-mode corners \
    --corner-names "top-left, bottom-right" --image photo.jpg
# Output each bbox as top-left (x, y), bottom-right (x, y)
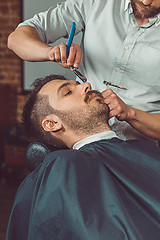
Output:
top-left (47, 43), bottom-right (82, 69)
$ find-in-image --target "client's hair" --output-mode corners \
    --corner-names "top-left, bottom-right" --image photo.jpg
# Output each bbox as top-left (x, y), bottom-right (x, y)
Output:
top-left (22, 74), bottom-right (67, 148)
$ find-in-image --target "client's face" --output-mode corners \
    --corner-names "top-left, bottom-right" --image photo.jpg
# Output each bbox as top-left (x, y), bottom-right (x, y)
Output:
top-left (40, 79), bottom-right (110, 135)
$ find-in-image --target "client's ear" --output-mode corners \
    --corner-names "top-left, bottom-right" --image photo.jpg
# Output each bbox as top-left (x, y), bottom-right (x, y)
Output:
top-left (42, 115), bottom-right (62, 132)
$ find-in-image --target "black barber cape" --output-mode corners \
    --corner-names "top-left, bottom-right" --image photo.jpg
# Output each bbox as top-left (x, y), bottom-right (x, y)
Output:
top-left (6, 138), bottom-right (160, 240)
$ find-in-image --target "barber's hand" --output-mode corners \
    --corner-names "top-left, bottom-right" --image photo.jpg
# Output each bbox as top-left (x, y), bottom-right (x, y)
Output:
top-left (102, 89), bottom-right (135, 121)
top-left (47, 43), bottom-right (82, 68)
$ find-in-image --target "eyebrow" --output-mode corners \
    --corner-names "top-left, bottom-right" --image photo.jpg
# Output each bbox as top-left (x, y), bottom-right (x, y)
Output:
top-left (57, 81), bottom-right (80, 95)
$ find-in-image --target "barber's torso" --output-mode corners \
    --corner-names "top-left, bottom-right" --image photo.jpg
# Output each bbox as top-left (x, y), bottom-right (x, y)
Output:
top-left (80, 0), bottom-right (160, 142)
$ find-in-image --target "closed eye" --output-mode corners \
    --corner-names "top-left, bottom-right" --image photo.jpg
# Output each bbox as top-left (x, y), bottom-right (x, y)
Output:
top-left (64, 90), bottom-right (72, 96)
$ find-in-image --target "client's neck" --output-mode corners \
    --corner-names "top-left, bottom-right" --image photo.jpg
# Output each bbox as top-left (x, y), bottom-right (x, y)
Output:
top-left (65, 124), bottom-right (111, 148)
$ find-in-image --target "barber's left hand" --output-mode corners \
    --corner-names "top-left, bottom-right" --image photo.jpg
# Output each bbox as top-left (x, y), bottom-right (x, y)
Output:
top-left (101, 89), bottom-right (135, 121)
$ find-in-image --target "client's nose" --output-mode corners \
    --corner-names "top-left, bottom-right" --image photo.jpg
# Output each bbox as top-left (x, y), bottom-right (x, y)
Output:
top-left (79, 82), bottom-right (92, 95)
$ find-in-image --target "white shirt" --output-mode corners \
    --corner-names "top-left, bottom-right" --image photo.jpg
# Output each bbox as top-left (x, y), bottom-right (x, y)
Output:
top-left (19, 0), bottom-right (160, 143)
top-left (73, 131), bottom-right (119, 150)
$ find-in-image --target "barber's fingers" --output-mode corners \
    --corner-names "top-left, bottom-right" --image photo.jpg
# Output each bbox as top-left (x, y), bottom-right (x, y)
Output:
top-left (71, 44), bottom-right (82, 68)
top-left (47, 43), bottom-right (82, 69)
top-left (102, 88), bottom-right (128, 119)
top-left (102, 89), bottom-right (119, 107)
top-left (105, 97), bottom-right (122, 118)
top-left (59, 43), bottom-right (67, 63)
top-left (66, 44), bottom-right (76, 66)
top-left (101, 88), bottom-right (115, 99)
top-left (53, 45), bottom-right (61, 62)
top-left (47, 44), bottom-right (68, 68)
top-left (108, 103), bottom-right (123, 118)
top-left (48, 43), bottom-right (68, 68)
top-left (66, 43), bottom-right (82, 68)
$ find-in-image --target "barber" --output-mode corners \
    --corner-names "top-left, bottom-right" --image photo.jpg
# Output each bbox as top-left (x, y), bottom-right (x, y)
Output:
top-left (7, 0), bottom-right (160, 144)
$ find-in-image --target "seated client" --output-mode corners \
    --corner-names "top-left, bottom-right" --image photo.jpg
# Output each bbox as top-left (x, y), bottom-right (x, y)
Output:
top-left (6, 75), bottom-right (160, 240)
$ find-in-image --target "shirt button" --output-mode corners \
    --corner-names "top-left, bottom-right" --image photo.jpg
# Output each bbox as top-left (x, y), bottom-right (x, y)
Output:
top-left (116, 67), bottom-right (121, 72)
top-left (132, 24), bottom-right (136, 28)
top-left (124, 46), bottom-right (129, 51)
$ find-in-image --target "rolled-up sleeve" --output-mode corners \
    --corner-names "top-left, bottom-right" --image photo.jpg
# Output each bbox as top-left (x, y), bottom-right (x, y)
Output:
top-left (18, 0), bottom-right (95, 44)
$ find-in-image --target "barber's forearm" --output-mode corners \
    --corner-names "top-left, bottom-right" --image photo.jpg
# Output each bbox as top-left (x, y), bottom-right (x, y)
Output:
top-left (102, 89), bottom-right (160, 140)
top-left (126, 108), bottom-right (160, 140)
top-left (7, 26), bottom-right (52, 61)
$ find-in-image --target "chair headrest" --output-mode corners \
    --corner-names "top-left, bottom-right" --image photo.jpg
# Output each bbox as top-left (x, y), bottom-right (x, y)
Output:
top-left (25, 142), bottom-right (50, 172)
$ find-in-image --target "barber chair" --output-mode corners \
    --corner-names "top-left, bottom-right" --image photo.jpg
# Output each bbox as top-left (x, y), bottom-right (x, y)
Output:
top-left (25, 142), bottom-right (51, 172)
top-left (25, 142), bottom-right (67, 172)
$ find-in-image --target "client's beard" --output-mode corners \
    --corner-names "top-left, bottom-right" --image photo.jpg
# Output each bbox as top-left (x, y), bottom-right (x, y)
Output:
top-left (54, 91), bottom-right (110, 135)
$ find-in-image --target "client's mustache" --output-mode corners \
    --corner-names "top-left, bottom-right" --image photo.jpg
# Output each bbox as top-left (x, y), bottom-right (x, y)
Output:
top-left (84, 90), bottom-right (104, 103)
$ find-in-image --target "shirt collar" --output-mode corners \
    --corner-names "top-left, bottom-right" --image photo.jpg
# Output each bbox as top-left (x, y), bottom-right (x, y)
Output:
top-left (124, 0), bottom-right (131, 11)
top-left (72, 131), bottom-right (119, 150)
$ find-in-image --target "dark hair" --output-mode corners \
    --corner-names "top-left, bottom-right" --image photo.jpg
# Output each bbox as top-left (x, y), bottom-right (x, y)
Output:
top-left (22, 74), bottom-right (67, 148)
